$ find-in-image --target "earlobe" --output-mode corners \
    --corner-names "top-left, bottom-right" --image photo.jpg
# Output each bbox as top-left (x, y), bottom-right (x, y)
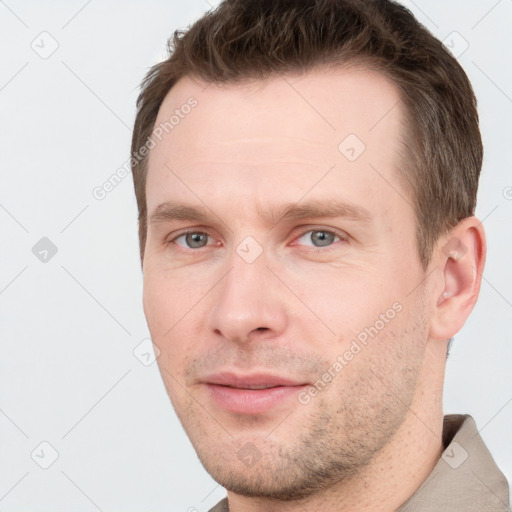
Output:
top-left (429, 217), bottom-right (486, 341)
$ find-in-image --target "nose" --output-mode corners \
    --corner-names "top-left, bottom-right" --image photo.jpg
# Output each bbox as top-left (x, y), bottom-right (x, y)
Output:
top-left (205, 250), bottom-right (288, 344)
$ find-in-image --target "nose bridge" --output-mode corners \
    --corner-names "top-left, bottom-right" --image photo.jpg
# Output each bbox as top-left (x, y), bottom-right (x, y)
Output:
top-left (206, 244), bottom-right (286, 342)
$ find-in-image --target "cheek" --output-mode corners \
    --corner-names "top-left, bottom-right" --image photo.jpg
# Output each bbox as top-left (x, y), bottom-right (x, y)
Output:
top-left (292, 275), bottom-right (422, 378)
top-left (143, 278), bottom-right (171, 338)
top-left (287, 269), bottom-right (395, 335)
top-left (336, 300), bottom-right (425, 392)
top-left (143, 273), bottom-right (205, 374)
top-left (143, 268), bottom-right (198, 335)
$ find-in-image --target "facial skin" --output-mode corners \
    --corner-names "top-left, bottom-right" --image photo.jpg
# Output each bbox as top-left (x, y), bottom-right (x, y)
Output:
top-left (142, 66), bottom-right (486, 511)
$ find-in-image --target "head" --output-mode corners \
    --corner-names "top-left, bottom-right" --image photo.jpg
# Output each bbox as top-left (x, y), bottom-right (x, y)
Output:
top-left (132, 0), bottom-right (486, 503)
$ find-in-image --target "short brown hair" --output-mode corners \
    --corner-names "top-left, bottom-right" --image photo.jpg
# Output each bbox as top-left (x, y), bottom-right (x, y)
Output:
top-left (131, 0), bottom-right (482, 270)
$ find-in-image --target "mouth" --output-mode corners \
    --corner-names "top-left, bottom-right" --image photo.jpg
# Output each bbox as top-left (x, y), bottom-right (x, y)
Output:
top-left (201, 372), bottom-right (309, 415)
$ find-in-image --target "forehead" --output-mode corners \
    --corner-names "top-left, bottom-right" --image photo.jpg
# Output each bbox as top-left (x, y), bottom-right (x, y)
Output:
top-left (146, 65), bottom-right (409, 225)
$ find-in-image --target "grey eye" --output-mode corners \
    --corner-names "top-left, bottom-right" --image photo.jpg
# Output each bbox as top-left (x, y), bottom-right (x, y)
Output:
top-left (186, 233), bottom-right (208, 248)
top-left (176, 232), bottom-right (209, 248)
top-left (310, 230), bottom-right (336, 247)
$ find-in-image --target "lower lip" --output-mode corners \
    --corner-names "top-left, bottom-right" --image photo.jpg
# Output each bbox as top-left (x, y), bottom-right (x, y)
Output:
top-left (205, 384), bottom-right (307, 415)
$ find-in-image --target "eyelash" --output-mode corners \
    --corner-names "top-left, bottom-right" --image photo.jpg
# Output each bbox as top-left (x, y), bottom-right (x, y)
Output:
top-left (168, 227), bottom-right (348, 250)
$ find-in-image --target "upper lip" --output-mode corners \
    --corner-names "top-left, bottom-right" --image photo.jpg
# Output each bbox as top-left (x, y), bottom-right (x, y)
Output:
top-left (202, 372), bottom-right (307, 389)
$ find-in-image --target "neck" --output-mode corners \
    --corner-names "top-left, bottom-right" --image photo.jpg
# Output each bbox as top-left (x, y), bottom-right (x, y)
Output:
top-left (226, 340), bottom-right (447, 512)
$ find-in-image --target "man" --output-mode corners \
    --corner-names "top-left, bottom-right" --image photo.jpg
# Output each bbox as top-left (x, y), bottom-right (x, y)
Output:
top-left (130, 0), bottom-right (510, 510)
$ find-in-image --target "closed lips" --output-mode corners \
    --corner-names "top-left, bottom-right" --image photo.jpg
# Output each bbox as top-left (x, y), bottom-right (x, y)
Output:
top-left (202, 372), bottom-right (308, 388)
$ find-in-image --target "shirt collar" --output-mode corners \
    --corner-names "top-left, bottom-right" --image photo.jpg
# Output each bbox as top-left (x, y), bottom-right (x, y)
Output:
top-left (397, 414), bottom-right (509, 511)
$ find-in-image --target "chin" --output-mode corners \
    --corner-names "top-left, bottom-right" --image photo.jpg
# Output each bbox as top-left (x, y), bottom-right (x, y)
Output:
top-left (194, 436), bottom-right (360, 502)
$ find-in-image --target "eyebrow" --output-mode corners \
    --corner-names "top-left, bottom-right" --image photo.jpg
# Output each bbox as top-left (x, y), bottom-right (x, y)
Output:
top-left (148, 198), bottom-right (374, 228)
top-left (268, 199), bottom-right (373, 225)
top-left (149, 202), bottom-right (212, 226)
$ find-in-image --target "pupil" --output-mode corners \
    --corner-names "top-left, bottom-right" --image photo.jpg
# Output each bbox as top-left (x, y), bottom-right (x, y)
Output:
top-left (312, 231), bottom-right (334, 247)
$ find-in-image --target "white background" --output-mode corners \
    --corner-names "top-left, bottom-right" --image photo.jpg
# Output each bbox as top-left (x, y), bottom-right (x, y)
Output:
top-left (1, 1), bottom-right (511, 510)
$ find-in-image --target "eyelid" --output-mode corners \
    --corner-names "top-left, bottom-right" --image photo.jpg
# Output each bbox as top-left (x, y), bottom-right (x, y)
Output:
top-left (290, 226), bottom-right (349, 247)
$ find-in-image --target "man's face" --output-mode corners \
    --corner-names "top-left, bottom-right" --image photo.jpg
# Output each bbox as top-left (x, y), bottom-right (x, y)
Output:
top-left (142, 67), bottom-right (433, 499)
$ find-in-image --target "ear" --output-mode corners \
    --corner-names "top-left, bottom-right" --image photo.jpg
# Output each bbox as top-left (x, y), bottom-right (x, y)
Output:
top-left (428, 216), bottom-right (486, 341)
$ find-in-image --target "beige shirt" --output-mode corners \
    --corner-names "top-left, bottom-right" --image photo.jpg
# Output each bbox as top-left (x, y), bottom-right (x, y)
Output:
top-left (208, 414), bottom-right (510, 511)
